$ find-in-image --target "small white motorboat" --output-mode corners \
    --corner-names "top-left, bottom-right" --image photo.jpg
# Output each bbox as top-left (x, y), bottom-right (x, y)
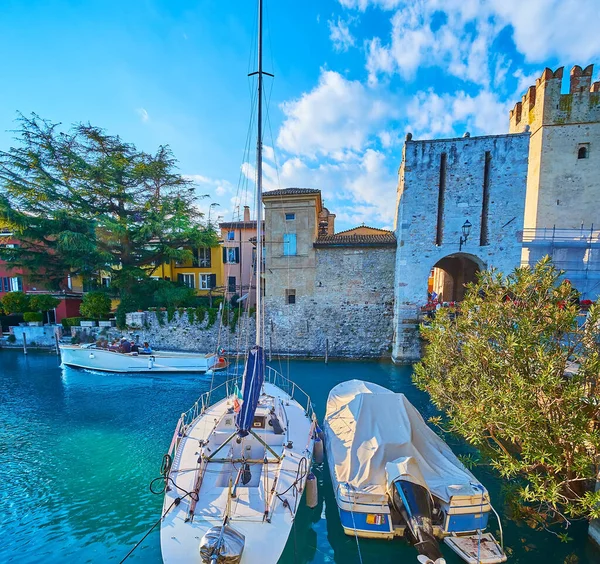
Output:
top-left (60, 344), bottom-right (222, 373)
top-left (323, 380), bottom-right (507, 564)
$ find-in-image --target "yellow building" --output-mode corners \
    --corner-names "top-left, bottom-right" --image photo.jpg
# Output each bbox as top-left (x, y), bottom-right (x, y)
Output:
top-left (155, 246), bottom-right (225, 297)
top-left (68, 245), bottom-right (224, 302)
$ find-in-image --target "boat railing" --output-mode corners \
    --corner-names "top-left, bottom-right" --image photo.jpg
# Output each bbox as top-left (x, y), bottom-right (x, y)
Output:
top-left (175, 366), bottom-right (313, 435)
top-left (265, 366), bottom-right (314, 418)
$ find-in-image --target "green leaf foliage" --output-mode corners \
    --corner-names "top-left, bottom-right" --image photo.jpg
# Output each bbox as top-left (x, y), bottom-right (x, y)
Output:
top-left (1, 291), bottom-right (30, 314)
top-left (29, 294), bottom-right (60, 312)
top-left (414, 257), bottom-right (600, 530)
top-left (61, 317), bottom-right (83, 329)
top-left (167, 306), bottom-right (176, 323)
top-left (0, 113), bottom-right (219, 290)
top-left (79, 291), bottom-right (112, 320)
top-left (23, 312), bottom-right (43, 322)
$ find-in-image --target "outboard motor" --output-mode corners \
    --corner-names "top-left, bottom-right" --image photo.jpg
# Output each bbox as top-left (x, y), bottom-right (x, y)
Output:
top-left (391, 478), bottom-right (446, 564)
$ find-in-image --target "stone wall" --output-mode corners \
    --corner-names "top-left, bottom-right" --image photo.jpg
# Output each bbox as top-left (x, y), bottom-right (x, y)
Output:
top-left (8, 325), bottom-right (63, 347)
top-left (122, 311), bottom-right (256, 354)
top-left (393, 133), bottom-right (530, 363)
top-left (264, 246), bottom-right (396, 358)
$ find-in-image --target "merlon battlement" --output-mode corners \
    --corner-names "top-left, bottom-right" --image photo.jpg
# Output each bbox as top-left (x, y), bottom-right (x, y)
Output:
top-left (509, 65), bottom-right (600, 133)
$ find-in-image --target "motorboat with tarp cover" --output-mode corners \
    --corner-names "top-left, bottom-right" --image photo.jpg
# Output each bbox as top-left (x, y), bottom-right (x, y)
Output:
top-left (323, 380), bottom-right (507, 564)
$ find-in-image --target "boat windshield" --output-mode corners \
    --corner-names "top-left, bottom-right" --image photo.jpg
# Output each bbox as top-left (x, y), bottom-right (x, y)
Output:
top-left (394, 480), bottom-right (433, 519)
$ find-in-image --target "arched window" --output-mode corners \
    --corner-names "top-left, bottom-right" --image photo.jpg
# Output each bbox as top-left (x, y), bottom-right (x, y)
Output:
top-left (578, 144), bottom-right (589, 159)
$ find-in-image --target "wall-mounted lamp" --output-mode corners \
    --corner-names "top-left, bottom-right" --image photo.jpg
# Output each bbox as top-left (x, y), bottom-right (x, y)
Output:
top-left (459, 220), bottom-right (472, 251)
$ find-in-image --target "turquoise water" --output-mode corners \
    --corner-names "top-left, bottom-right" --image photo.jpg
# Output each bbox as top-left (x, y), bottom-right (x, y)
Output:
top-left (0, 350), bottom-right (598, 564)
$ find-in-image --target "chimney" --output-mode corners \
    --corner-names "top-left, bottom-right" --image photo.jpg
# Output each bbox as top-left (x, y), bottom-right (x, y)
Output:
top-left (328, 213), bottom-right (336, 235)
top-left (243, 205), bottom-right (250, 222)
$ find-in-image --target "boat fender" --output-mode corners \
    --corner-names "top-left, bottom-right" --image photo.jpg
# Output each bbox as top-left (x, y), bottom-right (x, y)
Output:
top-left (417, 556), bottom-right (446, 564)
top-left (305, 472), bottom-right (318, 508)
top-left (89, 352), bottom-right (95, 359)
top-left (313, 436), bottom-right (324, 464)
top-left (148, 356), bottom-right (155, 370)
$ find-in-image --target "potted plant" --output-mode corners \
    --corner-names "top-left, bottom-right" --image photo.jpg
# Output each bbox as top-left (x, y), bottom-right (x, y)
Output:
top-left (79, 291), bottom-right (111, 327)
top-left (23, 311), bottom-right (43, 326)
top-left (29, 294), bottom-right (60, 324)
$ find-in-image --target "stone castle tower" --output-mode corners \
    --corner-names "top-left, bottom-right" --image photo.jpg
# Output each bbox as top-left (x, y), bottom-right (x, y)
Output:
top-left (509, 65), bottom-right (600, 230)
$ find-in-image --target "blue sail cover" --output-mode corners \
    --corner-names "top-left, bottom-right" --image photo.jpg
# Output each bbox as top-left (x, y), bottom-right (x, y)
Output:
top-left (236, 345), bottom-right (265, 436)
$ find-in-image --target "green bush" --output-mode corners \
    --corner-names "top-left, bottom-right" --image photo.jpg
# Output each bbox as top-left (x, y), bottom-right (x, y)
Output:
top-left (153, 284), bottom-right (196, 308)
top-left (195, 306), bottom-right (206, 325)
top-left (23, 312), bottom-right (43, 323)
top-left (80, 291), bottom-right (112, 320)
top-left (206, 308), bottom-right (218, 328)
top-left (167, 306), bottom-right (176, 323)
top-left (7, 334), bottom-right (16, 343)
top-left (71, 335), bottom-right (81, 344)
top-left (187, 308), bottom-right (195, 324)
top-left (156, 309), bottom-right (166, 326)
top-left (30, 294), bottom-right (60, 313)
top-left (1, 291), bottom-right (30, 314)
top-left (61, 317), bottom-right (83, 329)
top-left (231, 308), bottom-right (241, 333)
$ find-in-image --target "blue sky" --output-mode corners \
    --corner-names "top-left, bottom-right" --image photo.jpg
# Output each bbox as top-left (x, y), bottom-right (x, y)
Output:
top-left (1, 0), bottom-right (599, 230)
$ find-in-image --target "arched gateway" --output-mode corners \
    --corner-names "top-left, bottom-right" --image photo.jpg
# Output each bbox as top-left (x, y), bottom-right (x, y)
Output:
top-left (392, 133), bottom-right (530, 363)
top-left (429, 253), bottom-right (484, 302)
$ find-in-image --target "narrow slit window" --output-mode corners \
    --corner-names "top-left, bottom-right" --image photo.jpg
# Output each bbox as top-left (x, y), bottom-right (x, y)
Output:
top-left (285, 289), bottom-right (296, 305)
top-left (435, 153), bottom-right (447, 246)
top-left (578, 144), bottom-right (589, 159)
top-left (480, 151), bottom-right (491, 246)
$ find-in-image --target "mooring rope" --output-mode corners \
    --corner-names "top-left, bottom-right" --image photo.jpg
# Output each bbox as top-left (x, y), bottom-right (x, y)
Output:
top-left (120, 458), bottom-right (200, 563)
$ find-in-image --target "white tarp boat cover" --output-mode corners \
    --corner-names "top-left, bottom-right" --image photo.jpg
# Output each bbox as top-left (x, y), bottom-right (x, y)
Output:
top-left (325, 380), bottom-right (480, 502)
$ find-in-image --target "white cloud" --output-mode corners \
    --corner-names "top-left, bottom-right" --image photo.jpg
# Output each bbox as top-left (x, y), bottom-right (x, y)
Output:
top-left (338, 0), bottom-right (402, 9)
top-left (277, 69), bottom-right (395, 159)
top-left (266, 150), bottom-right (397, 226)
top-left (348, 0), bottom-right (600, 87)
top-left (136, 108), bottom-right (150, 123)
top-left (406, 89), bottom-right (510, 138)
top-left (328, 17), bottom-right (356, 52)
top-left (364, 2), bottom-right (504, 88)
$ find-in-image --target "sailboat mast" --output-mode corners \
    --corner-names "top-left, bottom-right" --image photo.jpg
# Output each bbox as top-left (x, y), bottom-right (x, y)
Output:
top-left (255, 0), bottom-right (263, 347)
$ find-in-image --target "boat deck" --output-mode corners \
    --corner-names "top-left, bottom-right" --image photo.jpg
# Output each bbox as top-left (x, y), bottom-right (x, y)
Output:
top-left (161, 382), bottom-right (315, 563)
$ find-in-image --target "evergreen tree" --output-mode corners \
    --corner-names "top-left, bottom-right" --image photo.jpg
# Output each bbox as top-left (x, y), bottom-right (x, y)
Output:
top-left (0, 113), bottom-right (217, 290)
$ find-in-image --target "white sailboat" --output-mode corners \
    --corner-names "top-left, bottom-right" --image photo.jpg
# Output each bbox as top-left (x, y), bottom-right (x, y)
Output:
top-left (159, 3), bottom-right (317, 561)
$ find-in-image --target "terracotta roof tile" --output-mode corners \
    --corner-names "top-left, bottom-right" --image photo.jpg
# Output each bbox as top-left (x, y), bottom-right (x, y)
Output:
top-left (314, 232), bottom-right (396, 248)
top-left (262, 187), bottom-right (321, 197)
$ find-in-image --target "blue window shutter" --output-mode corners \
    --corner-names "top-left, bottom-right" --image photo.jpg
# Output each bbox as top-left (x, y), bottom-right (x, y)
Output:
top-left (222, 247), bottom-right (227, 264)
top-left (283, 234), bottom-right (297, 256)
top-left (177, 274), bottom-right (183, 284)
top-left (209, 274), bottom-right (217, 288)
top-left (234, 247), bottom-right (240, 263)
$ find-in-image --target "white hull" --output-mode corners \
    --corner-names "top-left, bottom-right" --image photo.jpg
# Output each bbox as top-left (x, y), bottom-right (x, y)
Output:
top-left (59, 345), bottom-right (217, 373)
top-left (160, 373), bottom-right (315, 563)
